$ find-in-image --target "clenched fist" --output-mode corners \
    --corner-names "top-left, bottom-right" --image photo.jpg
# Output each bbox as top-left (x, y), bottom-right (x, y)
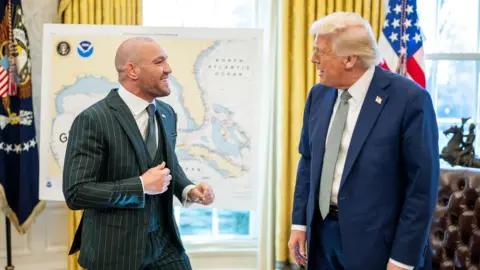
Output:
top-left (140, 162), bottom-right (171, 195)
top-left (187, 182), bottom-right (215, 205)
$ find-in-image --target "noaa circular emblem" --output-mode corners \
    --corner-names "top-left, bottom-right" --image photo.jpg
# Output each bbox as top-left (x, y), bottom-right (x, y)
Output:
top-left (46, 181), bottom-right (52, 188)
top-left (56, 41), bottom-right (70, 56)
top-left (77, 40), bottom-right (94, 58)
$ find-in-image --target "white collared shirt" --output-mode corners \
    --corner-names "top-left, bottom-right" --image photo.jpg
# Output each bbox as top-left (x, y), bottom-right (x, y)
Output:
top-left (117, 85), bottom-right (194, 204)
top-left (327, 66), bottom-right (374, 205)
top-left (118, 85), bottom-right (158, 146)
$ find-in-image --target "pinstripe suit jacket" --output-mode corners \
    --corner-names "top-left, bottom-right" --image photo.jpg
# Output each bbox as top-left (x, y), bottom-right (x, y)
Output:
top-left (63, 88), bottom-right (193, 270)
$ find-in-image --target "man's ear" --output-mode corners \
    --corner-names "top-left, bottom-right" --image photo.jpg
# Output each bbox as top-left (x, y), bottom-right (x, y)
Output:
top-left (125, 63), bottom-right (139, 80)
top-left (344, 55), bottom-right (358, 69)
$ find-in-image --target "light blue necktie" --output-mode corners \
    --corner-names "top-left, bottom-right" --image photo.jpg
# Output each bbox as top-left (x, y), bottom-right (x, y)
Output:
top-left (319, 90), bottom-right (352, 219)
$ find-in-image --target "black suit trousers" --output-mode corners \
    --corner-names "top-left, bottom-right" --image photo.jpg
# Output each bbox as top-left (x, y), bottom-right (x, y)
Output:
top-left (139, 229), bottom-right (192, 270)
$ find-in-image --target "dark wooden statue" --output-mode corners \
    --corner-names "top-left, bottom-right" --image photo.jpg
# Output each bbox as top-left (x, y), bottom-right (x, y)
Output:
top-left (440, 117), bottom-right (480, 167)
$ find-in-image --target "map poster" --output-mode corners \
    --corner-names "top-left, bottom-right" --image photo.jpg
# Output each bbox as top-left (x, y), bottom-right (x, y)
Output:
top-left (39, 24), bottom-right (264, 210)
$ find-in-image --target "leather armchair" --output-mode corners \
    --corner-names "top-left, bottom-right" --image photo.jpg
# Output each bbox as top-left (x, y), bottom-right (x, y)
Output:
top-left (430, 168), bottom-right (480, 270)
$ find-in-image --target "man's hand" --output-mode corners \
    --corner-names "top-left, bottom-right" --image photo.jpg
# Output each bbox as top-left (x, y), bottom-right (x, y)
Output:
top-left (187, 182), bottom-right (214, 205)
top-left (288, 230), bottom-right (307, 266)
top-left (387, 262), bottom-right (407, 270)
top-left (140, 162), bottom-right (171, 195)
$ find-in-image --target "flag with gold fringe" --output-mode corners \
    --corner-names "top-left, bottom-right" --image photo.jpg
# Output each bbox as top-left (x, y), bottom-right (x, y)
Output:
top-left (0, 0), bottom-right (45, 234)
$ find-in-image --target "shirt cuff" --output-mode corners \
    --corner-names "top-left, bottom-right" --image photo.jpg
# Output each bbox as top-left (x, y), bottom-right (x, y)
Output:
top-left (181, 184), bottom-right (196, 208)
top-left (291, 225), bottom-right (307, 231)
top-left (139, 176), bottom-right (145, 193)
top-left (389, 258), bottom-right (414, 270)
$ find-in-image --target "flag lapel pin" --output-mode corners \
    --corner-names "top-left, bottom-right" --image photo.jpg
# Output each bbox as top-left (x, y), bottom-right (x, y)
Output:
top-left (375, 96), bottom-right (382, 104)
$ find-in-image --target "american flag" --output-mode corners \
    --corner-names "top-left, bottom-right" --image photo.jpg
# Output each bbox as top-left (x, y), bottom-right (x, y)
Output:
top-left (0, 0), bottom-right (43, 235)
top-left (0, 64), bottom-right (8, 97)
top-left (378, 0), bottom-right (426, 89)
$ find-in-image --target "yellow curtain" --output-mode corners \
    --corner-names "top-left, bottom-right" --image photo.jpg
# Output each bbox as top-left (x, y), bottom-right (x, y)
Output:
top-left (67, 210), bottom-right (84, 270)
top-left (58, 0), bottom-right (142, 25)
top-left (57, 1), bottom-right (142, 269)
top-left (275, 0), bottom-right (384, 267)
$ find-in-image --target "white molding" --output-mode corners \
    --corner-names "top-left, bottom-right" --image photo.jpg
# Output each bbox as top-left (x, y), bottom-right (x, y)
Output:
top-left (185, 241), bottom-right (258, 269)
top-left (184, 239), bottom-right (257, 250)
top-left (187, 247), bottom-right (257, 258)
top-left (425, 53), bottom-right (480, 61)
top-left (189, 249), bottom-right (257, 270)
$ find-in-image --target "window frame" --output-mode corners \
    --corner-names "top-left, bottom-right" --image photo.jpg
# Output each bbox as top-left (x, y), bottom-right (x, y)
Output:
top-left (423, 1), bottom-right (480, 129)
top-left (173, 207), bottom-right (258, 244)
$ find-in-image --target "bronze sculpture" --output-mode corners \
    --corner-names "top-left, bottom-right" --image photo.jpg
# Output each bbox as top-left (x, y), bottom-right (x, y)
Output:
top-left (440, 117), bottom-right (480, 167)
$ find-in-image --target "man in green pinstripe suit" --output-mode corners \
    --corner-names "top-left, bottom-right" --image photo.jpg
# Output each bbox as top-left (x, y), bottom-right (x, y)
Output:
top-left (63, 37), bottom-right (215, 270)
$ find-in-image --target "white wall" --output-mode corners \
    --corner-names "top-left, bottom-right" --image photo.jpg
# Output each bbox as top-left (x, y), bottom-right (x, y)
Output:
top-left (0, 0), bottom-right (258, 269)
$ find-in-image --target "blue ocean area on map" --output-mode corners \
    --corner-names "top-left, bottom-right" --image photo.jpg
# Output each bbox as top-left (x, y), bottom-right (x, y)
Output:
top-left (169, 75), bottom-right (199, 131)
top-left (55, 76), bottom-right (119, 114)
top-left (213, 104), bottom-right (232, 115)
top-left (211, 118), bottom-right (247, 158)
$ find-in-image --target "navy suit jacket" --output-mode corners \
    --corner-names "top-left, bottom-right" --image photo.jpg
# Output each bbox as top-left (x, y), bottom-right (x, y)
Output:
top-left (292, 66), bottom-right (439, 269)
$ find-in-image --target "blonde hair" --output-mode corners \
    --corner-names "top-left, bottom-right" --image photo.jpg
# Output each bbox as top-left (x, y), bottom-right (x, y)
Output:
top-left (309, 12), bottom-right (382, 68)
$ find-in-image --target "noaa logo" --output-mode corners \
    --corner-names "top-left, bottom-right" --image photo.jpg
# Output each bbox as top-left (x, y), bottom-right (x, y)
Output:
top-left (46, 181), bottom-right (52, 188)
top-left (77, 40), bottom-right (94, 57)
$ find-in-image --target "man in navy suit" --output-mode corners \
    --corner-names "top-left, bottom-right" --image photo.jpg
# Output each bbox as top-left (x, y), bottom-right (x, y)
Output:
top-left (288, 12), bottom-right (439, 270)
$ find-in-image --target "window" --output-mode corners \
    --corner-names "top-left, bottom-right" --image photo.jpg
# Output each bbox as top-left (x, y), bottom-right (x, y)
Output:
top-left (143, 0), bottom-right (256, 28)
top-left (418, 0), bottom-right (480, 167)
top-left (142, 0), bottom-right (257, 244)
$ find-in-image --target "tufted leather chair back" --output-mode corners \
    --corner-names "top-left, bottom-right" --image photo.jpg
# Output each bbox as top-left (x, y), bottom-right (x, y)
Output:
top-left (430, 168), bottom-right (480, 270)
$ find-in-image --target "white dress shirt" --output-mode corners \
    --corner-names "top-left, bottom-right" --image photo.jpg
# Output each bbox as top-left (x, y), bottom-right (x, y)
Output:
top-left (118, 85), bottom-right (195, 206)
top-left (291, 67), bottom-right (413, 269)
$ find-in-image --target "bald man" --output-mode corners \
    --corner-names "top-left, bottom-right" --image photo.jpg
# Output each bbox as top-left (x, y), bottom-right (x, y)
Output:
top-left (63, 37), bottom-right (215, 270)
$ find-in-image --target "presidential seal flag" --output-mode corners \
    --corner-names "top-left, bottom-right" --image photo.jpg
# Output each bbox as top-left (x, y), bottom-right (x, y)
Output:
top-left (0, 0), bottom-right (45, 234)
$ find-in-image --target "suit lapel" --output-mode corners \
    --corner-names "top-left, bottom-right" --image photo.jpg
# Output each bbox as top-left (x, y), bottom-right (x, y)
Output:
top-left (310, 87), bottom-right (337, 188)
top-left (106, 89), bottom-right (149, 172)
top-left (340, 67), bottom-right (390, 188)
top-left (155, 101), bottom-right (174, 175)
